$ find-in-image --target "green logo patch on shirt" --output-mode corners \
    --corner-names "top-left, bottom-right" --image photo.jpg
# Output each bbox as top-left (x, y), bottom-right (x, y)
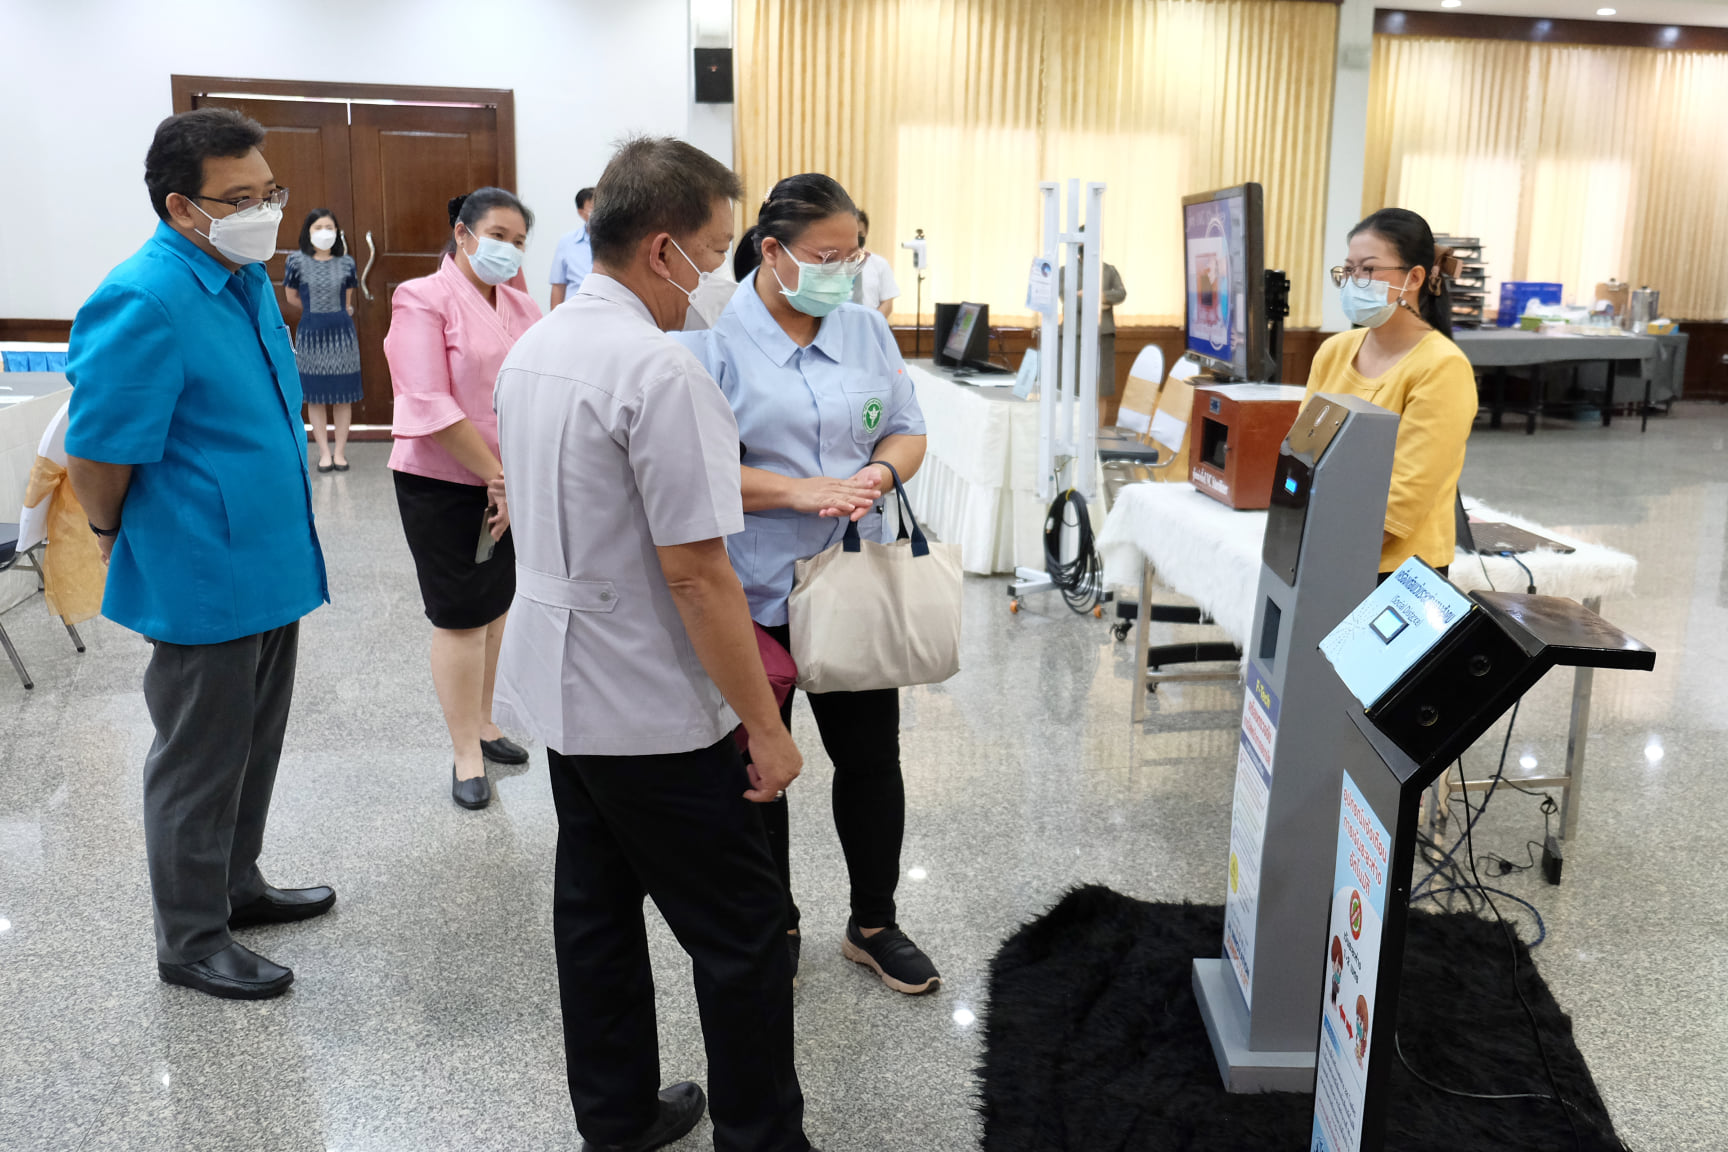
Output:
top-left (862, 397), bottom-right (884, 434)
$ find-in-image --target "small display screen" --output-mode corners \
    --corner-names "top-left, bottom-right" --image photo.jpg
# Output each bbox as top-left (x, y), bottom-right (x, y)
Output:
top-left (944, 302), bottom-right (983, 362)
top-left (1283, 475), bottom-right (1299, 495)
top-left (1370, 607), bottom-right (1409, 644)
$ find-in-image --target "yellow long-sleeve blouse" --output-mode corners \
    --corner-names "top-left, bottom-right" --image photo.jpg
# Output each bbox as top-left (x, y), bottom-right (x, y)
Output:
top-left (1302, 327), bottom-right (1478, 573)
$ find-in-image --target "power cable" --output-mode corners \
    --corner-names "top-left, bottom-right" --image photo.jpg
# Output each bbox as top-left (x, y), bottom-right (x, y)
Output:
top-left (1042, 487), bottom-right (1104, 615)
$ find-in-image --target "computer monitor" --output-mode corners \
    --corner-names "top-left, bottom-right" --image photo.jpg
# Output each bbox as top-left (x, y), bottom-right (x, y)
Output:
top-left (1182, 183), bottom-right (1268, 381)
top-left (942, 301), bottom-right (985, 364)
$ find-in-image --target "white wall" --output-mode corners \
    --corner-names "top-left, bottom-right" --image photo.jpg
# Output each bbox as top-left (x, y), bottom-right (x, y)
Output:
top-left (1319, 0), bottom-right (1375, 333)
top-left (0, 0), bottom-right (727, 319)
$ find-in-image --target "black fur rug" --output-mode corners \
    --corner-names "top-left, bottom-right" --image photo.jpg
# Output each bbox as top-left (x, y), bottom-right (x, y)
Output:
top-left (979, 886), bottom-right (1626, 1152)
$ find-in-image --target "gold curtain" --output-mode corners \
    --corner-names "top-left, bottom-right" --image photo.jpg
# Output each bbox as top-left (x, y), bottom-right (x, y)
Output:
top-left (1365, 35), bottom-right (1728, 321)
top-left (734, 0), bottom-right (1340, 328)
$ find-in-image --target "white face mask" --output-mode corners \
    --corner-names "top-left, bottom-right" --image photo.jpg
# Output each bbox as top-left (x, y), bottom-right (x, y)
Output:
top-left (462, 227), bottom-right (526, 286)
top-left (1339, 270), bottom-right (1413, 329)
top-left (668, 238), bottom-right (739, 330)
top-left (191, 200), bottom-right (283, 265)
top-left (310, 227), bottom-right (337, 251)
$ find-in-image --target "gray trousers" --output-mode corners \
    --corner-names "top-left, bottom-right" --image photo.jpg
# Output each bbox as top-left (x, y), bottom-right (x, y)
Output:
top-left (141, 622), bottom-right (299, 964)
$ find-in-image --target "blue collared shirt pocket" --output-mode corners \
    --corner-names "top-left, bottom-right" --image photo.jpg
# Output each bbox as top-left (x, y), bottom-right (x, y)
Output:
top-left (845, 376), bottom-right (896, 447)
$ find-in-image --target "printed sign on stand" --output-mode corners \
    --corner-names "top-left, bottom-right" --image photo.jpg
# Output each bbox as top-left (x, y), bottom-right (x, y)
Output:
top-left (1223, 661), bottom-right (1279, 1007)
top-left (1311, 770), bottom-right (1391, 1152)
top-left (1026, 257), bottom-right (1056, 314)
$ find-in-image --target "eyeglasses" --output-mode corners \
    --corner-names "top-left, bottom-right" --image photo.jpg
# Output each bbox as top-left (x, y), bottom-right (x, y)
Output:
top-left (191, 187), bottom-right (290, 215)
top-left (790, 245), bottom-right (868, 276)
top-left (1330, 264), bottom-right (1408, 289)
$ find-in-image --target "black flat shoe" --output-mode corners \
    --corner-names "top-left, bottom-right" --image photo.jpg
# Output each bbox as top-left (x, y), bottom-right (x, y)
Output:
top-left (333, 462), bottom-right (350, 472)
top-left (579, 1081), bottom-right (707, 1152)
top-left (316, 462), bottom-right (335, 474)
top-left (480, 736), bottom-right (530, 765)
top-left (453, 762), bottom-right (491, 809)
top-left (229, 884), bottom-right (336, 928)
top-left (158, 941), bottom-right (293, 1000)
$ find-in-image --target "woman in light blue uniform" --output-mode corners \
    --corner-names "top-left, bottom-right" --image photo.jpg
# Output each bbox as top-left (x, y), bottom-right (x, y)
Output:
top-left (673, 173), bottom-right (939, 995)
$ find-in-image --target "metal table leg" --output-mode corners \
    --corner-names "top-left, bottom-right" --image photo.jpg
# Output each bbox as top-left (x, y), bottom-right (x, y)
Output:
top-left (1131, 558), bottom-right (1154, 724)
top-left (1558, 595), bottom-right (1601, 843)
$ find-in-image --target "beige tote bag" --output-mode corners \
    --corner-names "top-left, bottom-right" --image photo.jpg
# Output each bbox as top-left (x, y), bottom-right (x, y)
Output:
top-left (787, 465), bottom-right (963, 694)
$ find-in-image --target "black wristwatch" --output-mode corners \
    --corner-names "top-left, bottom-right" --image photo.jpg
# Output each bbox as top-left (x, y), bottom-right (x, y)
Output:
top-left (89, 521), bottom-right (120, 539)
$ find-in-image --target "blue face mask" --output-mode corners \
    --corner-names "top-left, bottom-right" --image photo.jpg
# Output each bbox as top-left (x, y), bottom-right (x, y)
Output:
top-left (1339, 271), bottom-right (1412, 329)
top-left (462, 227), bottom-right (525, 286)
top-left (771, 252), bottom-right (858, 318)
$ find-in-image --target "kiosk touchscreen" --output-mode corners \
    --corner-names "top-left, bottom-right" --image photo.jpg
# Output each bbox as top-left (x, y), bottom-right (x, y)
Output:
top-left (1192, 393), bottom-right (1399, 1093)
top-left (1309, 560), bottom-right (1655, 1151)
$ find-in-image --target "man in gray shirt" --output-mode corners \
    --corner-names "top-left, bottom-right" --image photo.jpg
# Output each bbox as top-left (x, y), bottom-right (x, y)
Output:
top-left (494, 138), bottom-right (811, 1152)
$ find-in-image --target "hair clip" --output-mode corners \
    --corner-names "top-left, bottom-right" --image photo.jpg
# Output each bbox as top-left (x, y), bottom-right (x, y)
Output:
top-left (1429, 248), bottom-right (1463, 293)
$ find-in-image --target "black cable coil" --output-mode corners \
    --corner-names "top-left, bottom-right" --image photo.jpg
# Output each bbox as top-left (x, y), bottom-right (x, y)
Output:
top-left (1042, 488), bottom-right (1104, 615)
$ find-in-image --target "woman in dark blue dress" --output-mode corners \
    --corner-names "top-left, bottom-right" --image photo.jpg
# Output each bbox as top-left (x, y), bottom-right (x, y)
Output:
top-left (284, 209), bottom-right (362, 473)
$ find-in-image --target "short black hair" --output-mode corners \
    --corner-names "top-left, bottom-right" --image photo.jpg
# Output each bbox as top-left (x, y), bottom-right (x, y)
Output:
top-left (144, 108), bottom-right (267, 222)
top-left (734, 173), bottom-right (857, 280)
top-left (589, 136), bottom-right (742, 269)
top-left (297, 209), bottom-right (345, 258)
top-left (576, 187), bottom-right (596, 210)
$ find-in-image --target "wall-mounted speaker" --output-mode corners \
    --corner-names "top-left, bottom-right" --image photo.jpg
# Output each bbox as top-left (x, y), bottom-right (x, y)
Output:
top-left (694, 48), bottom-right (733, 104)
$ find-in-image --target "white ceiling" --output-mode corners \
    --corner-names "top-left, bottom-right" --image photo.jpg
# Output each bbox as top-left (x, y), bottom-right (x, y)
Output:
top-left (1388, 0), bottom-right (1728, 27)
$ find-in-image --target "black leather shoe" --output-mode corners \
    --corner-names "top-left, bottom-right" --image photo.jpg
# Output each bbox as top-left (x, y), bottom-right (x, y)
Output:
top-left (229, 885), bottom-right (336, 928)
top-left (158, 941), bottom-right (293, 1000)
top-left (480, 736), bottom-right (530, 765)
top-left (579, 1081), bottom-right (707, 1152)
top-left (453, 762), bottom-right (491, 809)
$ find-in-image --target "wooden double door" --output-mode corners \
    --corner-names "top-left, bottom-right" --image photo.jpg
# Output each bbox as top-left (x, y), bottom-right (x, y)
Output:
top-left (174, 77), bottom-right (516, 428)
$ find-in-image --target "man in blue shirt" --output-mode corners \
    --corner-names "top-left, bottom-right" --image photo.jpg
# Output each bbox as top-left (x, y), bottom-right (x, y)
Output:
top-left (548, 185), bottom-right (595, 308)
top-left (65, 108), bottom-right (334, 1001)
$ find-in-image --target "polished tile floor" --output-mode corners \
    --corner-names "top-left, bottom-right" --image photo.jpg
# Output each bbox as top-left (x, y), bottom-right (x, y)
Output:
top-left (1, 404), bottom-right (1724, 1151)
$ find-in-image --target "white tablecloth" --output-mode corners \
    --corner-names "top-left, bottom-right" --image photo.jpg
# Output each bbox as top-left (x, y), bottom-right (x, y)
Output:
top-left (902, 360), bottom-right (1046, 574)
top-left (1097, 481), bottom-right (1639, 647)
top-left (1, 374), bottom-right (72, 612)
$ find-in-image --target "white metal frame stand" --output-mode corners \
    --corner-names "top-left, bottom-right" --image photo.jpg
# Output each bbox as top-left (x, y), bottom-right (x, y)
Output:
top-left (1010, 178), bottom-right (1105, 607)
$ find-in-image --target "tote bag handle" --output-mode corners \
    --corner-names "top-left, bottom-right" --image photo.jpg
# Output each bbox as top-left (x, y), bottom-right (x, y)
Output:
top-left (841, 461), bottom-right (929, 557)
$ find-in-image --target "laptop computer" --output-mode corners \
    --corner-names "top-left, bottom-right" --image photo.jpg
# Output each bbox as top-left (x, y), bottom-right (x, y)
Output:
top-left (1455, 494), bottom-right (1575, 556)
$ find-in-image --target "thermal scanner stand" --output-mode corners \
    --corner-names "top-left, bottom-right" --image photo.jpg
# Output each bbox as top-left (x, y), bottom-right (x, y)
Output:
top-left (1010, 178), bottom-right (1106, 608)
top-left (1191, 393), bottom-right (1400, 1093)
top-left (1306, 564), bottom-right (1654, 1152)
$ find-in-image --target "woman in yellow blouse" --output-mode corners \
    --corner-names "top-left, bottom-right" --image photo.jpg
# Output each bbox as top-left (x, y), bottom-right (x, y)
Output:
top-left (1304, 208), bottom-right (1478, 576)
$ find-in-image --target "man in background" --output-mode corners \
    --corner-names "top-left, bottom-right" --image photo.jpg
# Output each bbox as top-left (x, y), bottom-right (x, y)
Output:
top-left (851, 209), bottom-right (900, 318)
top-left (1058, 226), bottom-right (1128, 425)
top-left (549, 185), bottom-right (596, 307)
top-left (494, 138), bottom-right (813, 1152)
top-left (65, 108), bottom-right (334, 1000)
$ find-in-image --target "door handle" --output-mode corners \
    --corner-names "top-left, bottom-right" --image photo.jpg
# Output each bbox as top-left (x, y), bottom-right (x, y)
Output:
top-left (360, 231), bottom-right (377, 301)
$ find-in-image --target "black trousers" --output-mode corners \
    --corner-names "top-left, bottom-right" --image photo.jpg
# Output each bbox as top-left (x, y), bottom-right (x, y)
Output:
top-left (761, 624), bottom-right (905, 932)
top-left (548, 739), bottom-right (808, 1152)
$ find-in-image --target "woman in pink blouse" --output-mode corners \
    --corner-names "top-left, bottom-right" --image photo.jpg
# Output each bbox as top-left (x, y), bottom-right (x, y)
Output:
top-left (385, 187), bottom-right (543, 810)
